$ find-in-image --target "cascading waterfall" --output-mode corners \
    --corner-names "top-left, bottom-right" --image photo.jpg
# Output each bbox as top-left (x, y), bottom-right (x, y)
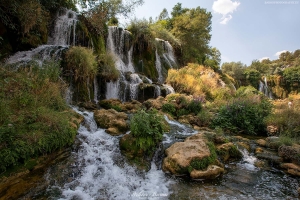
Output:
top-left (155, 49), bottom-right (164, 84)
top-left (6, 8), bottom-right (77, 67)
top-left (129, 74), bottom-right (143, 100)
top-left (106, 80), bottom-right (120, 100)
top-left (55, 107), bottom-right (172, 199)
top-left (163, 84), bottom-right (175, 94)
top-left (93, 77), bottom-right (99, 103)
top-left (163, 41), bottom-right (177, 69)
top-left (154, 85), bottom-right (161, 98)
top-left (259, 77), bottom-right (273, 99)
top-left (47, 8), bottom-right (78, 46)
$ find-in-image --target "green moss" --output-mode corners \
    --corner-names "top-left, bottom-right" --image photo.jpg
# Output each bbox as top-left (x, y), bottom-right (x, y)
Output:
top-left (189, 142), bottom-right (217, 171)
top-left (229, 145), bottom-right (243, 159)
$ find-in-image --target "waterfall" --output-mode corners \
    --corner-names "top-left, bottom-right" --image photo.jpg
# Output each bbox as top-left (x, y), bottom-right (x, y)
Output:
top-left (93, 77), bottom-right (99, 103)
top-left (155, 49), bottom-right (164, 84)
top-left (238, 149), bottom-right (258, 171)
top-left (47, 8), bottom-right (78, 46)
top-left (163, 84), bottom-right (175, 94)
top-left (129, 74), bottom-right (143, 100)
top-left (154, 85), bottom-right (161, 98)
top-left (55, 107), bottom-right (172, 199)
top-left (164, 41), bottom-right (177, 69)
top-left (106, 80), bottom-right (120, 100)
top-left (107, 26), bottom-right (135, 73)
top-left (259, 77), bottom-right (273, 99)
top-left (6, 8), bottom-right (77, 67)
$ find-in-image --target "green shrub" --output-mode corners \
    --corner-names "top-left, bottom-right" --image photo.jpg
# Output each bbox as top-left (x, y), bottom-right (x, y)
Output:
top-left (64, 46), bottom-right (97, 82)
top-left (211, 96), bottom-right (273, 135)
top-left (186, 99), bottom-right (202, 114)
top-left (0, 62), bottom-right (78, 172)
top-left (98, 52), bottom-right (119, 81)
top-left (162, 103), bottom-right (177, 116)
top-left (189, 142), bottom-right (217, 171)
top-left (197, 109), bottom-right (213, 127)
top-left (266, 109), bottom-right (300, 139)
top-left (130, 109), bottom-right (168, 155)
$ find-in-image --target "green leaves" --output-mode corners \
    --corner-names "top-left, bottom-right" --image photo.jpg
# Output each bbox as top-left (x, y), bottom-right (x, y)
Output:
top-left (130, 109), bottom-right (167, 154)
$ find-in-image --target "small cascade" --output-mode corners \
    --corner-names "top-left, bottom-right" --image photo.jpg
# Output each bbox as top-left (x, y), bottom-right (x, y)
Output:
top-left (164, 41), bottom-right (177, 68)
top-left (154, 85), bottom-right (161, 98)
top-left (155, 49), bottom-right (164, 84)
top-left (238, 149), bottom-right (258, 171)
top-left (6, 45), bottom-right (68, 67)
top-left (106, 80), bottom-right (120, 99)
top-left (259, 77), bottom-right (273, 99)
top-left (93, 77), bottom-right (99, 103)
top-left (65, 86), bottom-right (73, 104)
top-left (129, 74), bottom-right (143, 100)
top-left (51, 107), bottom-right (172, 199)
top-left (6, 8), bottom-right (77, 67)
top-left (47, 8), bottom-right (78, 46)
top-left (107, 26), bottom-right (135, 73)
top-left (163, 84), bottom-right (175, 94)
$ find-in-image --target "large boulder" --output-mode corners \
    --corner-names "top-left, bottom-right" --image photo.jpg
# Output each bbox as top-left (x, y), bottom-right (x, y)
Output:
top-left (278, 145), bottom-right (300, 165)
top-left (280, 163), bottom-right (300, 177)
top-left (94, 109), bottom-right (128, 135)
top-left (162, 133), bottom-right (223, 179)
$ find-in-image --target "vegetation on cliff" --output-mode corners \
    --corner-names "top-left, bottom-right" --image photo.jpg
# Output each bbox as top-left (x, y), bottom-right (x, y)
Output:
top-left (0, 62), bottom-right (81, 173)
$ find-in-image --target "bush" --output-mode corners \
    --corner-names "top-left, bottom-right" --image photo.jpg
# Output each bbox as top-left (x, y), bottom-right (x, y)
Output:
top-left (98, 52), bottom-right (119, 81)
top-left (0, 62), bottom-right (78, 172)
top-left (266, 109), bottom-right (300, 139)
top-left (64, 46), bottom-right (97, 82)
top-left (130, 109), bottom-right (168, 155)
top-left (211, 96), bottom-right (273, 135)
top-left (162, 103), bottom-right (177, 116)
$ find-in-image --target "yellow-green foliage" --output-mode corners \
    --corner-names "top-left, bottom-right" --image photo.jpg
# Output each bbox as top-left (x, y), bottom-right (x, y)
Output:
top-left (65, 46), bottom-right (97, 82)
top-left (166, 63), bottom-right (231, 100)
top-left (0, 62), bottom-right (78, 173)
top-left (98, 52), bottom-right (119, 81)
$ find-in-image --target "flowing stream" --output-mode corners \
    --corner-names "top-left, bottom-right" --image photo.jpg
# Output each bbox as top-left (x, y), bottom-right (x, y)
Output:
top-left (24, 109), bottom-right (300, 200)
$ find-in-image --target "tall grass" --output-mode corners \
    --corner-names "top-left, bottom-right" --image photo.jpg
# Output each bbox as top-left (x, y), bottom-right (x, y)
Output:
top-left (0, 61), bottom-right (78, 173)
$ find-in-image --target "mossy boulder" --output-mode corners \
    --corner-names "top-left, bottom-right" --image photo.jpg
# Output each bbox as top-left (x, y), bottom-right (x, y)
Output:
top-left (190, 165), bottom-right (224, 179)
top-left (216, 142), bottom-right (243, 162)
top-left (162, 133), bottom-right (223, 179)
top-left (94, 109), bottom-right (128, 135)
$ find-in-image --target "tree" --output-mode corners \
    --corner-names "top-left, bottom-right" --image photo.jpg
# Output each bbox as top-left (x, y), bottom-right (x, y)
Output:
top-left (204, 47), bottom-right (221, 71)
top-left (222, 61), bottom-right (246, 82)
top-left (249, 59), bottom-right (269, 75)
top-left (158, 8), bottom-right (169, 20)
top-left (171, 6), bottom-right (212, 64)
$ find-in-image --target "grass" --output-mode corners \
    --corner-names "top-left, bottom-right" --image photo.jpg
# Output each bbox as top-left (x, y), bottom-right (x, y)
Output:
top-left (0, 61), bottom-right (79, 173)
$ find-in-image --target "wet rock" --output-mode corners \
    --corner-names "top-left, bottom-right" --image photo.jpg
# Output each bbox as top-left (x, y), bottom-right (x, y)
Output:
top-left (143, 97), bottom-right (165, 110)
top-left (217, 142), bottom-right (242, 162)
top-left (267, 125), bottom-right (278, 136)
top-left (278, 145), bottom-right (300, 165)
top-left (94, 109), bottom-right (128, 135)
top-left (256, 150), bottom-right (283, 165)
top-left (190, 165), bottom-right (224, 179)
top-left (237, 142), bottom-right (250, 152)
top-left (298, 187), bottom-right (300, 195)
top-left (265, 136), bottom-right (280, 149)
top-left (280, 163), bottom-right (300, 177)
top-left (255, 147), bottom-right (264, 154)
top-left (162, 133), bottom-right (223, 179)
top-left (256, 139), bottom-right (267, 147)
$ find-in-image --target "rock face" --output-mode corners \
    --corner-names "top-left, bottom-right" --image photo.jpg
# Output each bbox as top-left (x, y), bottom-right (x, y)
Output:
top-left (94, 109), bottom-right (128, 135)
top-left (162, 133), bottom-right (223, 179)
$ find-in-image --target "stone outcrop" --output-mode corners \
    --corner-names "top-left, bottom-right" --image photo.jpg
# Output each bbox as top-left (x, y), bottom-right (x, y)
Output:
top-left (94, 109), bottom-right (128, 135)
top-left (162, 133), bottom-right (223, 179)
top-left (280, 163), bottom-right (300, 176)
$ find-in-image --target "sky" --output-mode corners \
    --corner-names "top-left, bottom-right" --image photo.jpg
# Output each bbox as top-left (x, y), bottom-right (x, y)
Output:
top-left (123, 0), bottom-right (300, 66)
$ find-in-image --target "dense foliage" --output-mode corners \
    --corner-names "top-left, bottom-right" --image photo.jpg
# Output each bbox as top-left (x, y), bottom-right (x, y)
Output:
top-left (0, 62), bottom-right (78, 173)
top-left (166, 63), bottom-right (232, 100)
top-left (211, 95), bottom-right (273, 135)
top-left (130, 109), bottom-right (167, 154)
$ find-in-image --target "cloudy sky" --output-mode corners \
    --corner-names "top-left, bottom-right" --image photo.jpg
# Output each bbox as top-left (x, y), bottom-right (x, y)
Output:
top-left (127, 0), bottom-right (300, 65)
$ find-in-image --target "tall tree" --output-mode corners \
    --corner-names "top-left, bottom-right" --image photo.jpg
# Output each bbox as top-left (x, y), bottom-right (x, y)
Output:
top-left (171, 6), bottom-right (212, 65)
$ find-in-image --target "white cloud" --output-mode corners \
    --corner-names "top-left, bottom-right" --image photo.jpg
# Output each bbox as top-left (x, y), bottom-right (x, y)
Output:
top-left (275, 50), bottom-right (288, 57)
top-left (220, 15), bottom-right (232, 24)
top-left (212, 0), bottom-right (240, 24)
top-left (259, 57), bottom-right (270, 62)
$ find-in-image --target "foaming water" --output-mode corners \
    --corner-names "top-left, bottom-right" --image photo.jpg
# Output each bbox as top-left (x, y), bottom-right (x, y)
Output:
top-left (51, 108), bottom-right (172, 200)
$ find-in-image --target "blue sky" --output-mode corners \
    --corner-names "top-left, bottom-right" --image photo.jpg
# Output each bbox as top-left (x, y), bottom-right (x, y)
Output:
top-left (125, 0), bottom-right (300, 66)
